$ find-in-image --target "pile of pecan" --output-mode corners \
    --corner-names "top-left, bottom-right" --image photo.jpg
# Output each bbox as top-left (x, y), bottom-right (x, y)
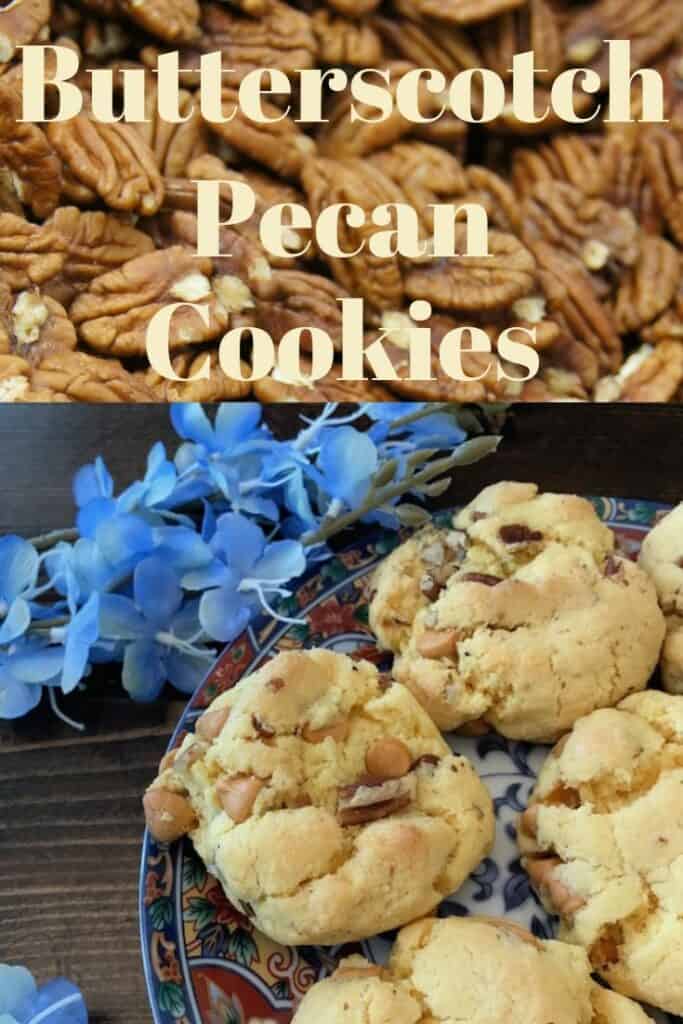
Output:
top-left (2, 0), bottom-right (683, 402)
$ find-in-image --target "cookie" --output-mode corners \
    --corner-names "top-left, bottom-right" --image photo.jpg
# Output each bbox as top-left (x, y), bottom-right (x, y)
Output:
top-left (389, 483), bottom-right (664, 741)
top-left (143, 649), bottom-right (494, 945)
top-left (519, 691), bottom-right (683, 1016)
top-left (369, 482), bottom-right (540, 655)
top-left (639, 503), bottom-right (683, 692)
top-left (291, 917), bottom-right (653, 1024)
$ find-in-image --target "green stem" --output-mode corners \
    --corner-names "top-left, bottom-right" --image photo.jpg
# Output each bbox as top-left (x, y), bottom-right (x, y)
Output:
top-left (301, 435), bottom-right (501, 547)
top-left (28, 528), bottom-right (78, 551)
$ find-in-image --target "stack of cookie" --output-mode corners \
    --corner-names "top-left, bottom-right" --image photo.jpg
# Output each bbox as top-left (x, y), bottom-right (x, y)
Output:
top-left (144, 482), bottom-right (683, 1022)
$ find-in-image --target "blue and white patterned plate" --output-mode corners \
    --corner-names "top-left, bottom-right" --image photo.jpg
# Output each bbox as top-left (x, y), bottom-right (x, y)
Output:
top-left (140, 497), bottom-right (673, 1024)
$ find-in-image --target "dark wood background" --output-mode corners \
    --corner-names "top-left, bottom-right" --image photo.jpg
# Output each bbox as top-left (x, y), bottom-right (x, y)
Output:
top-left (1, 402), bottom-right (681, 1023)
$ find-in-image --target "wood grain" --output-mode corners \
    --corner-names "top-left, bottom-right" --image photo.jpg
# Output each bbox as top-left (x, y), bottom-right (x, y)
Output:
top-left (1, 402), bottom-right (682, 1023)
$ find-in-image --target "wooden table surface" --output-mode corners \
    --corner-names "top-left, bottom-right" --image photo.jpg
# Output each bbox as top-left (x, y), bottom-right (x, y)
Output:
top-left (2, 402), bottom-right (682, 1023)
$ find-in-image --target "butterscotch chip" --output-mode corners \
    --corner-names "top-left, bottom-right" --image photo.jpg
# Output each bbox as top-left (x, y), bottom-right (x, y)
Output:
top-left (519, 693), bottom-right (683, 1015)
top-left (144, 649), bottom-right (494, 945)
top-left (391, 482), bottom-right (664, 740)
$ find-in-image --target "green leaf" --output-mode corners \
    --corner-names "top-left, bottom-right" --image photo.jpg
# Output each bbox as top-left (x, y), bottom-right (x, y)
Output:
top-left (158, 982), bottom-right (186, 1017)
top-left (149, 896), bottom-right (173, 930)
top-left (186, 896), bottom-right (215, 932)
top-left (228, 927), bottom-right (259, 967)
top-left (182, 854), bottom-right (207, 892)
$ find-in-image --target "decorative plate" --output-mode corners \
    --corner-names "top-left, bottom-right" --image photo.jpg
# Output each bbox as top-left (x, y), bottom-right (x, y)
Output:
top-left (140, 497), bottom-right (673, 1024)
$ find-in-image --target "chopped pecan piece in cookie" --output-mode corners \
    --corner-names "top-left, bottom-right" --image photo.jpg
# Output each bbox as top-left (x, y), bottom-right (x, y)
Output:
top-left (337, 774), bottom-right (416, 826)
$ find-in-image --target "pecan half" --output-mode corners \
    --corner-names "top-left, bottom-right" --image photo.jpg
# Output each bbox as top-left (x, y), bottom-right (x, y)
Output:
top-left (134, 83), bottom-right (207, 176)
top-left (642, 128), bottom-right (683, 246)
top-left (312, 10), bottom-right (382, 67)
top-left (43, 206), bottom-right (155, 306)
top-left (118, 0), bottom-right (200, 43)
top-left (70, 247), bottom-right (228, 357)
top-left (0, 0), bottom-right (50, 64)
top-left (255, 270), bottom-right (349, 352)
top-left (0, 286), bottom-right (76, 364)
top-left (47, 115), bottom-right (164, 216)
top-left (29, 350), bottom-right (157, 402)
top-left (564, 0), bottom-right (683, 87)
top-left (405, 227), bottom-right (536, 313)
top-left (613, 237), bottom-right (679, 333)
top-left (301, 156), bottom-right (405, 311)
top-left (0, 81), bottom-right (62, 219)
top-left (522, 182), bottom-right (640, 285)
top-left (209, 87), bottom-right (316, 178)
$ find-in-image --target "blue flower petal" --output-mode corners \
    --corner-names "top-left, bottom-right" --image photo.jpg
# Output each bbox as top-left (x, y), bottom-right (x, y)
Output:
top-left (199, 587), bottom-right (252, 642)
top-left (22, 978), bottom-right (87, 1024)
top-left (73, 456), bottom-right (113, 506)
top-left (165, 649), bottom-right (208, 695)
top-left (133, 557), bottom-right (182, 626)
top-left (0, 536), bottom-right (39, 603)
top-left (211, 514), bottom-right (265, 573)
top-left (251, 541), bottom-right (306, 583)
top-left (169, 597), bottom-right (202, 640)
top-left (98, 594), bottom-right (148, 640)
top-left (0, 964), bottom-right (36, 1014)
top-left (318, 427), bottom-right (377, 506)
top-left (151, 527), bottom-right (212, 573)
top-left (122, 639), bottom-right (165, 701)
top-left (62, 593), bottom-right (100, 693)
top-left (0, 678), bottom-right (43, 720)
top-left (96, 515), bottom-right (154, 567)
top-left (0, 598), bottom-right (30, 644)
top-left (144, 461), bottom-right (177, 507)
top-left (76, 497), bottom-right (116, 540)
top-left (170, 404), bottom-right (215, 447)
top-left (182, 562), bottom-right (238, 591)
top-left (214, 403), bottom-right (263, 448)
top-left (7, 644), bottom-right (63, 683)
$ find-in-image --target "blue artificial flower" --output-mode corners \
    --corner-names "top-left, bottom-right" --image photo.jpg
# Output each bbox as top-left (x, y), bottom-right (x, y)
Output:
top-left (170, 405), bottom-right (278, 517)
top-left (73, 457), bottom-right (115, 539)
top-left (44, 540), bottom-right (118, 612)
top-left (117, 443), bottom-right (177, 515)
top-left (98, 556), bottom-right (212, 701)
top-left (183, 513), bottom-right (306, 642)
top-left (49, 594), bottom-right (100, 694)
top-left (0, 536), bottom-right (39, 644)
top-left (0, 641), bottom-right (63, 719)
top-left (0, 964), bottom-right (87, 1024)
top-left (308, 427), bottom-right (378, 514)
